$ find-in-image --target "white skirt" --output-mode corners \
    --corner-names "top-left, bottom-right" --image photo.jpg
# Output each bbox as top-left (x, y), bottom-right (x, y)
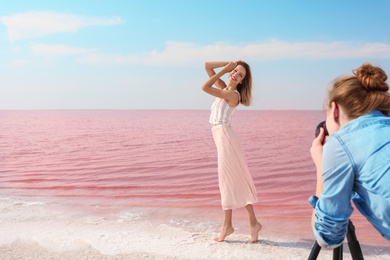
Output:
top-left (212, 124), bottom-right (258, 210)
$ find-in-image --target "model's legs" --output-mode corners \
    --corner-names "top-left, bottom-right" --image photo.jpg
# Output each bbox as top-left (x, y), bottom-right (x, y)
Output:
top-left (214, 209), bottom-right (234, 242)
top-left (245, 204), bottom-right (262, 243)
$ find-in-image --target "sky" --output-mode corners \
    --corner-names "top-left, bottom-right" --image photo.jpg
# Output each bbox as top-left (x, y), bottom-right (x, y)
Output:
top-left (1, 0), bottom-right (390, 110)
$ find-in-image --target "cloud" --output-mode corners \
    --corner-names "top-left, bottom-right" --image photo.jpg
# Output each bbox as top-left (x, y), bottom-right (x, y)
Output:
top-left (0, 11), bottom-right (123, 41)
top-left (75, 40), bottom-right (390, 66)
top-left (25, 40), bottom-right (390, 65)
top-left (31, 44), bottom-right (94, 58)
top-left (9, 59), bottom-right (30, 67)
top-left (76, 53), bottom-right (138, 64)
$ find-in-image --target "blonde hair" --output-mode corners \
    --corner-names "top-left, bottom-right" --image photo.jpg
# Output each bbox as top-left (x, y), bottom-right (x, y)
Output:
top-left (236, 61), bottom-right (252, 106)
top-left (327, 63), bottom-right (390, 118)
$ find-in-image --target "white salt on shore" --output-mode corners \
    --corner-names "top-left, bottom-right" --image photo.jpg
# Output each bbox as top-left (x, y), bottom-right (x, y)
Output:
top-left (0, 196), bottom-right (389, 260)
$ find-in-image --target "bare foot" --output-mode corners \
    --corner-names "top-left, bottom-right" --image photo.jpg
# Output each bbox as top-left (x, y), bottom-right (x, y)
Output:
top-left (250, 222), bottom-right (262, 243)
top-left (214, 226), bottom-right (234, 242)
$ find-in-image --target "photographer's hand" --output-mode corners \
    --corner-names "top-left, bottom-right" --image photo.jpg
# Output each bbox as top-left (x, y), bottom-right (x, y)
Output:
top-left (310, 127), bottom-right (325, 166)
top-left (310, 127), bottom-right (327, 248)
top-left (310, 127), bottom-right (326, 197)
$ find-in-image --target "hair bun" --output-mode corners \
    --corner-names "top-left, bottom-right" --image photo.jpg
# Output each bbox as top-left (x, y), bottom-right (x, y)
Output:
top-left (355, 63), bottom-right (389, 92)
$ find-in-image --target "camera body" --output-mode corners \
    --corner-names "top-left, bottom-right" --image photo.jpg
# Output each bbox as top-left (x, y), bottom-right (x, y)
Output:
top-left (315, 121), bottom-right (329, 137)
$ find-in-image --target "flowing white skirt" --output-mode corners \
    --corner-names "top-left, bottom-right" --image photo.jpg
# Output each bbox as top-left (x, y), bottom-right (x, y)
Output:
top-left (212, 124), bottom-right (258, 210)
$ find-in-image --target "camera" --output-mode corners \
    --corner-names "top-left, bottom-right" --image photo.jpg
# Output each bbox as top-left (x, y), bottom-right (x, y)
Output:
top-left (315, 121), bottom-right (329, 137)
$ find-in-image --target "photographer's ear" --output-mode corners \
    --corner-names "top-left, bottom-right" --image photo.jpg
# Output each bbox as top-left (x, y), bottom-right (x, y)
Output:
top-left (326, 102), bottom-right (341, 135)
top-left (331, 102), bottom-right (340, 123)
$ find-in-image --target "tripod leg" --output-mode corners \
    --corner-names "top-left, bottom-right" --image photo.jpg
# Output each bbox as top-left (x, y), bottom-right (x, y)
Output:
top-left (307, 241), bottom-right (321, 260)
top-left (333, 244), bottom-right (343, 260)
top-left (346, 220), bottom-right (364, 260)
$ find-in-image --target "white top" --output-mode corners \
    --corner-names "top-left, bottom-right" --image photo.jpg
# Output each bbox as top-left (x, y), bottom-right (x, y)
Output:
top-left (209, 90), bottom-right (240, 126)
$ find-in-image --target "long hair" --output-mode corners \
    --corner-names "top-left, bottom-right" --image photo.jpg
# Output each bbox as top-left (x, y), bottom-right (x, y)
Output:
top-left (327, 63), bottom-right (390, 118)
top-left (236, 61), bottom-right (252, 106)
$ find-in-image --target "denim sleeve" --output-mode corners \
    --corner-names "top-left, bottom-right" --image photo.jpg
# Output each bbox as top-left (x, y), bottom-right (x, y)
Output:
top-left (312, 135), bottom-right (354, 248)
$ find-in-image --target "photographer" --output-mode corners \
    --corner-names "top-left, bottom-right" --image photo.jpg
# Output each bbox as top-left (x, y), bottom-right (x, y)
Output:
top-left (310, 63), bottom-right (390, 248)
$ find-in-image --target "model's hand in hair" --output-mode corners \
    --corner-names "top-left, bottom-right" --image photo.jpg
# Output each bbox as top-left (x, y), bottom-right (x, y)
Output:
top-left (223, 62), bottom-right (237, 73)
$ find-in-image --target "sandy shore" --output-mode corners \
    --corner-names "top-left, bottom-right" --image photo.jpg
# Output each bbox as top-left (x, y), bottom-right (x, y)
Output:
top-left (1, 235), bottom-right (389, 260)
top-left (0, 196), bottom-right (389, 260)
top-left (1, 221), bottom-right (389, 260)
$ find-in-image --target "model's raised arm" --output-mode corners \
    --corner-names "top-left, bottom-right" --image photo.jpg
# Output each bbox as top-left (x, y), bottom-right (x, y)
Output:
top-left (201, 62), bottom-right (239, 105)
top-left (204, 61), bottom-right (230, 89)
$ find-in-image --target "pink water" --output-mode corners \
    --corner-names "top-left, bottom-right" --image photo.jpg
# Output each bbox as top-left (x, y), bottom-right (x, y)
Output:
top-left (0, 110), bottom-right (388, 251)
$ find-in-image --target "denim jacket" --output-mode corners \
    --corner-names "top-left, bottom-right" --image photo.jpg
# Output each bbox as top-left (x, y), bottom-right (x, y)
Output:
top-left (309, 110), bottom-right (390, 248)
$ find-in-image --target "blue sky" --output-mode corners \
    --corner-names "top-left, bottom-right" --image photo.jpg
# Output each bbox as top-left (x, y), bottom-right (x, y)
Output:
top-left (1, 0), bottom-right (390, 110)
